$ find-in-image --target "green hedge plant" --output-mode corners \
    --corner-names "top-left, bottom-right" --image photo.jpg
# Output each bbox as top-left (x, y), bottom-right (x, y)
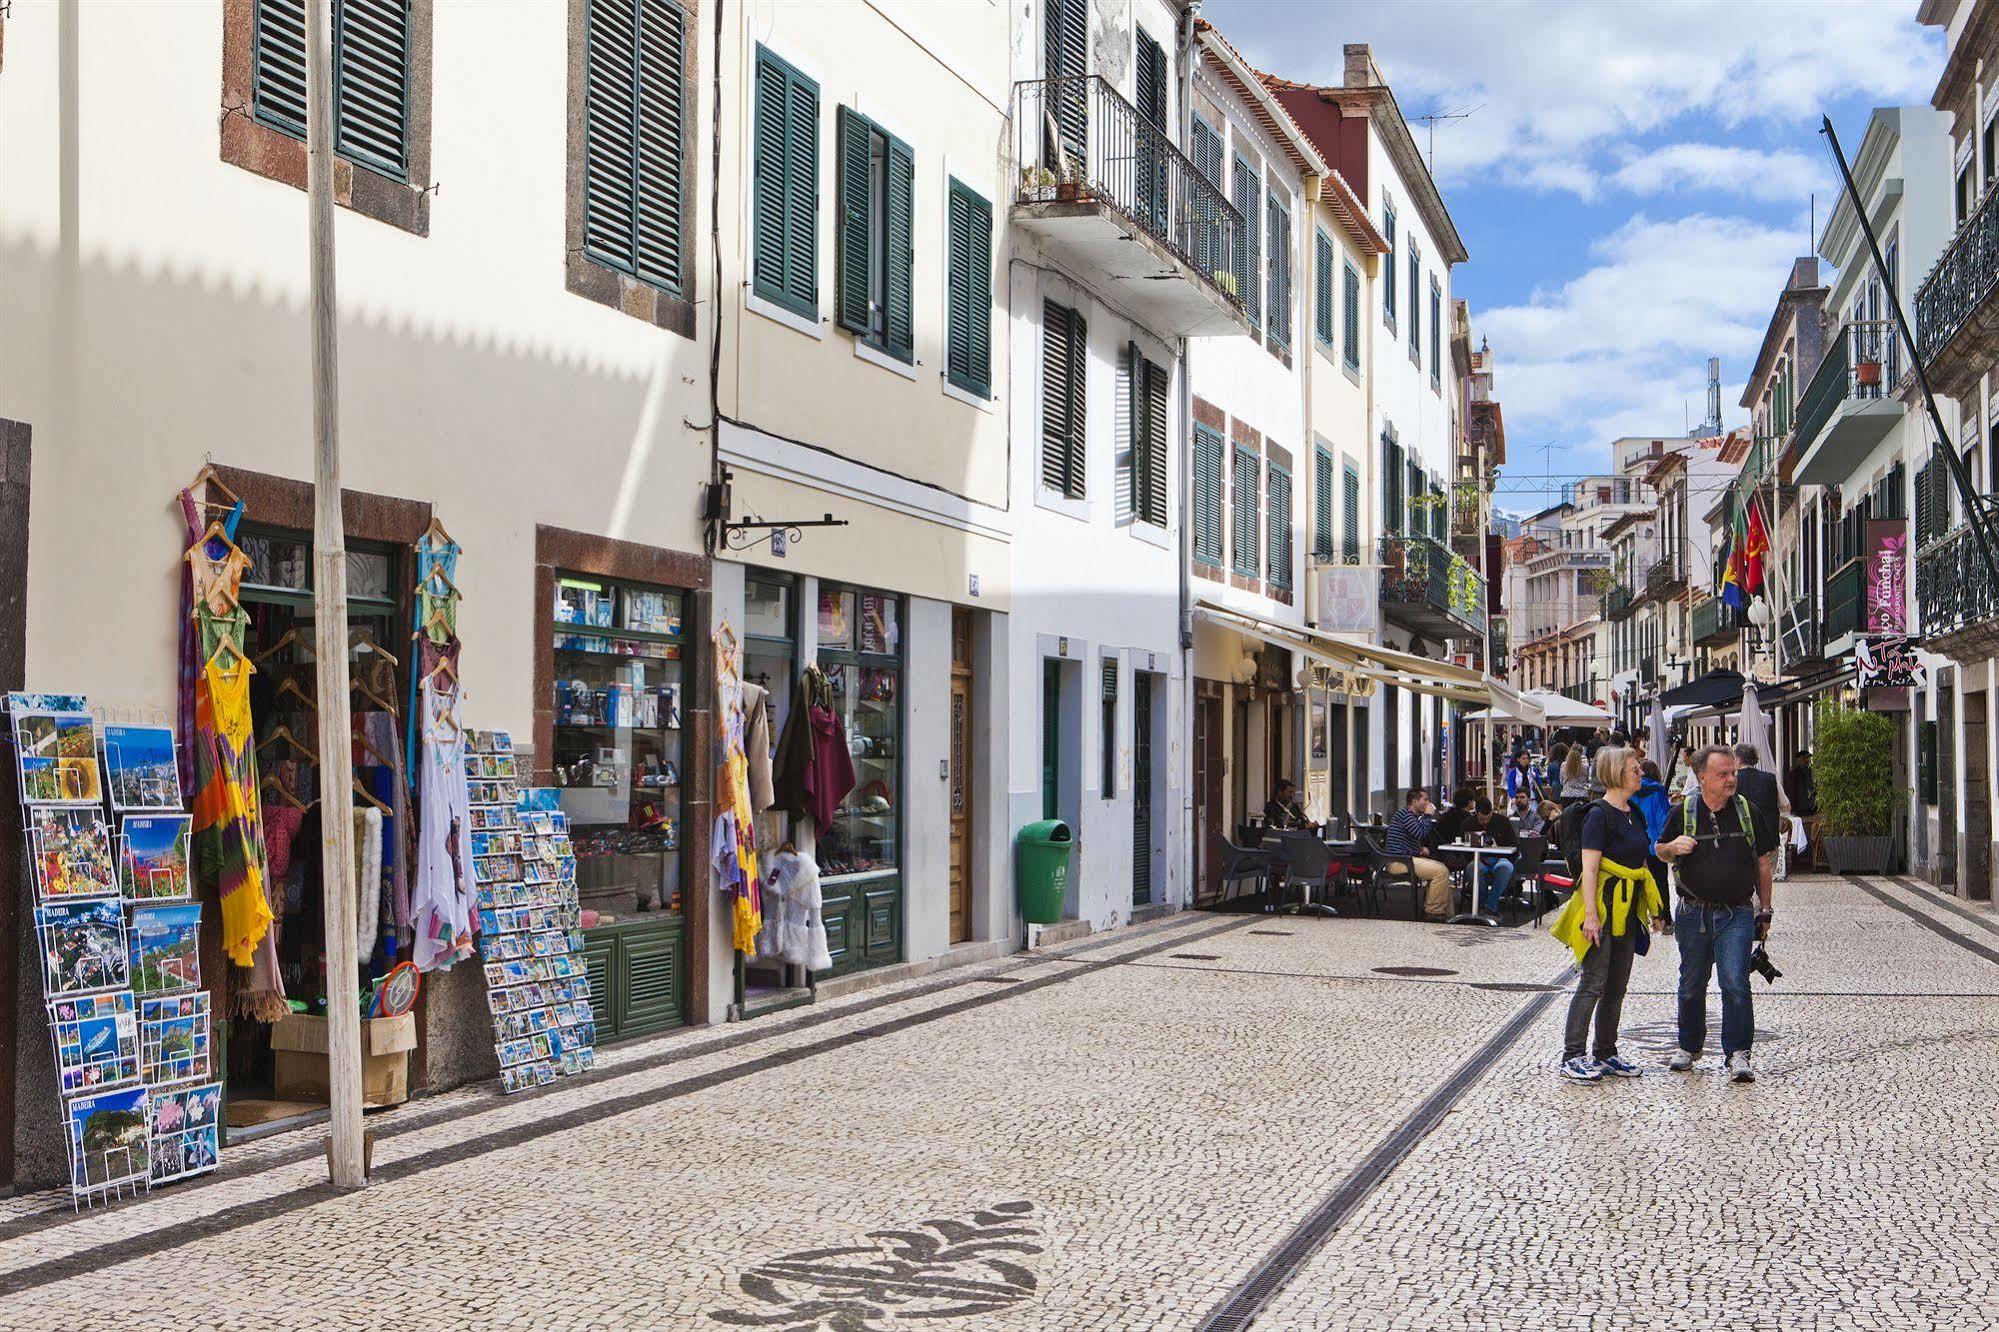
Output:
top-left (1812, 699), bottom-right (1895, 837)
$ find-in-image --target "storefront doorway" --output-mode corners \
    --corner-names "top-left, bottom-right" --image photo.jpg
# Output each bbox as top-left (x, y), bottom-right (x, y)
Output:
top-left (1193, 683), bottom-right (1222, 902)
top-left (1132, 672), bottom-right (1154, 906)
top-left (949, 609), bottom-right (973, 944)
top-left (1940, 667), bottom-right (1958, 890)
top-left (816, 584), bottom-right (904, 974)
top-left (1964, 686), bottom-right (1990, 900)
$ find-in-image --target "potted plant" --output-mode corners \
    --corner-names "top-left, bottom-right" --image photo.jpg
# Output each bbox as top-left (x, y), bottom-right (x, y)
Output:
top-left (1854, 358), bottom-right (1883, 388)
top-left (1811, 698), bottom-right (1896, 874)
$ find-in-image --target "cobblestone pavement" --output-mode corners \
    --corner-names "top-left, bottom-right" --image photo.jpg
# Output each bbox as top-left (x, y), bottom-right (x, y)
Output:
top-left (1, 876), bottom-right (1995, 1330)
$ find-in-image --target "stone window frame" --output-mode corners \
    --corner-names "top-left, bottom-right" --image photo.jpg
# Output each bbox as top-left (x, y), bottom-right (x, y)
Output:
top-left (564, 0), bottom-right (700, 339)
top-left (218, 0), bottom-right (436, 237)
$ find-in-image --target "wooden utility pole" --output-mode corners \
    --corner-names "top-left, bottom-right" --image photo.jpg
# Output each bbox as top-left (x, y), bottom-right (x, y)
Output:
top-left (305, 0), bottom-right (366, 1189)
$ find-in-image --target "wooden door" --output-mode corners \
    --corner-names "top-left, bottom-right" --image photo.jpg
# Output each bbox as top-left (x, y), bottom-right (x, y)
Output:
top-left (949, 610), bottom-right (973, 943)
top-left (1194, 686), bottom-right (1223, 904)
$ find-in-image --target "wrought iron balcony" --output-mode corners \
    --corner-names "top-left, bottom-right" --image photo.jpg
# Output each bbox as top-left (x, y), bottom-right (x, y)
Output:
top-left (1917, 522), bottom-right (1999, 651)
top-left (1643, 557), bottom-right (1686, 604)
top-left (1915, 180), bottom-right (1999, 399)
top-left (1692, 596), bottom-right (1740, 647)
top-left (1601, 584), bottom-right (1635, 621)
top-left (1793, 320), bottom-right (1904, 485)
top-left (1378, 533), bottom-right (1486, 641)
top-left (1823, 558), bottom-right (1866, 646)
top-left (1779, 594), bottom-right (1821, 668)
top-left (1013, 76), bottom-right (1248, 337)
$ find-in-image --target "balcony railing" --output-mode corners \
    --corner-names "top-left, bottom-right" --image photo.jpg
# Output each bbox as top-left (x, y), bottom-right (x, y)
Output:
top-left (1601, 585), bottom-right (1634, 620)
top-left (1916, 453), bottom-right (1953, 549)
top-left (1692, 597), bottom-right (1740, 645)
top-left (1014, 76), bottom-right (1243, 313)
top-left (1378, 533), bottom-right (1486, 639)
top-left (1560, 682), bottom-right (1595, 704)
top-left (1796, 319), bottom-right (1900, 454)
top-left (1643, 557), bottom-right (1685, 604)
top-left (1916, 180), bottom-right (1999, 368)
top-left (1824, 558), bottom-right (1866, 645)
top-left (1917, 523), bottom-right (1999, 643)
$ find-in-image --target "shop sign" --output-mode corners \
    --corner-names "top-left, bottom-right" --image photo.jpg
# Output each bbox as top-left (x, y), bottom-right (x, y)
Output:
top-left (1316, 565), bottom-right (1380, 637)
top-left (1855, 634), bottom-right (1925, 688)
top-left (1864, 519), bottom-right (1908, 635)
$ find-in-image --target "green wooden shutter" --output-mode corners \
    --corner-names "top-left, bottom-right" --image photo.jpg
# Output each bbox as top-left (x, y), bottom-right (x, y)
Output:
top-left (1232, 445), bottom-right (1261, 577)
top-left (947, 181), bottom-right (992, 397)
top-left (1042, 301), bottom-right (1086, 498)
top-left (581, 0), bottom-right (686, 296)
top-left (1045, 0), bottom-right (1088, 171)
top-left (1268, 463), bottom-right (1292, 588)
top-left (1430, 280), bottom-right (1442, 381)
top-left (631, 0), bottom-right (687, 293)
top-left (885, 133), bottom-right (915, 363)
top-left (1314, 232), bottom-right (1335, 347)
top-left (752, 48), bottom-right (819, 317)
top-left (1267, 196), bottom-right (1290, 350)
top-left (1136, 29), bottom-right (1167, 128)
top-left (620, 926), bottom-right (683, 1036)
top-left (1342, 463), bottom-right (1361, 564)
top-left (1383, 436), bottom-right (1403, 536)
top-left (254, 0), bottom-right (411, 181)
top-left (1342, 260), bottom-right (1361, 369)
top-left (1408, 251), bottom-right (1421, 353)
top-left (1406, 460), bottom-right (1423, 536)
top-left (1129, 352), bottom-right (1168, 527)
top-left (1189, 118), bottom-right (1222, 276)
top-left (1382, 205), bottom-right (1396, 325)
top-left (1313, 446), bottom-right (1334, 559)
top-left (836, 108), bottom-right (874, 334)
top-left (1232, 158), bottom-right (1260, 330)
top-left (1193, 425), bottom-right (1223, 566)
top-left (582, 0), bottom-right (638, 278)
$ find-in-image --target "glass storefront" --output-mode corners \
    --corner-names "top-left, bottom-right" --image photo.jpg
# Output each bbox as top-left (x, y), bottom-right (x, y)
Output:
top-left (816, 584), bottom-right (903, 972)
top-left (552, 574), bottom-right (688, 1039)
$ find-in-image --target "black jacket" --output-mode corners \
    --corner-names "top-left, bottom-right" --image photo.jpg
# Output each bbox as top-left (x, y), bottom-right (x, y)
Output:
top-left (1734, 766), bottom-right (1781, 850)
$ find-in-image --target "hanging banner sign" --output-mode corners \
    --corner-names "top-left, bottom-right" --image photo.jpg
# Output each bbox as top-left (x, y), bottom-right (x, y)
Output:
top-left (1864, 519), bottom-right (1909, 635)
top-left (1856, 634), bottom-right (1926, 689)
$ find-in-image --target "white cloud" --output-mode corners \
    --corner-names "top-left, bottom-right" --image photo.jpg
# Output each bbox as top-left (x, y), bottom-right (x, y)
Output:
top-left (1608, 143), bottom-right (1829, 205)
top-left (1214, 0), bottom-right (1939, 199)
top-left (1476, 212), bottom-right (1805, 446)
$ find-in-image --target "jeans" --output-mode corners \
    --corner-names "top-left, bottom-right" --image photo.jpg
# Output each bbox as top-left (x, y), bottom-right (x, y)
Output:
top-left (1479, 857), bottom-right (1516, 912)
top-left (1562, 924), bottom-right (1638, 1061)
top-left (1676, 901), bottom-right (1756, 1057)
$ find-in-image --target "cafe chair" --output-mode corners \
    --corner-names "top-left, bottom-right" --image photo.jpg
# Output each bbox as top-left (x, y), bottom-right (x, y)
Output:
top-left (1354, 828), bottom-right (1420, 920)
top-left (1217, 836), bottom-right (1278, 910)
top-left (1274, 833), bottom-right (1339, 918)
top-left (1512, 835), bottom-right (1573, 925)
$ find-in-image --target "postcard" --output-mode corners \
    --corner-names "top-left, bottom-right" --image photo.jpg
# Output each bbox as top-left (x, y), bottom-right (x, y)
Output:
top-left (67, 1084), bottom-right (150, 1192)
top-left (27, 807), bottom-right (117, 900)
top-left (37, 898), bottom-right (129, 996)
top-left (14, 709), bottom-right (102, 805)
top-left (119, 813), bottom-right (193, 901)
top-left (102, 725), bottom-right (182, 811)
top-left (139, 992), bottom-right (211, 1086)
top-left (148, 1081), bottom-right (222, 1185)
top-left (128, 902), bottom-right (202, 995)
top-left (48, 993), bottom-right (140, 1095)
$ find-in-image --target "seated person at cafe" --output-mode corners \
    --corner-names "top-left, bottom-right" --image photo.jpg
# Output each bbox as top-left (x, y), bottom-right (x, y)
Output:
top-left (1469, 795), bottom-right (1518, 912)
top-left (1428, 787), bottom-right (1479, 855)
top-left (1264, 779), bottom-right (1311, 831)
top-left (1386, 788), bottom-right (1454, 921)
top-left (1512, 792), bottom-right (1546, 837)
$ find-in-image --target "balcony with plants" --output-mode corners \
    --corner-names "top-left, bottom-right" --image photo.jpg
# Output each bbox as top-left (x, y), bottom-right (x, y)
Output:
top-left (1013, 76), bottom-right (1249, 337)
top-left (1378, 533), bottom-right (1486, 641)
top-left (1792, 320), bottom-right (1905, 486)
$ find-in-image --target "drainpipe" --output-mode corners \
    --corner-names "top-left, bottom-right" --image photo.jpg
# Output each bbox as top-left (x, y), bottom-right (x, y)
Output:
top-left (1177, 0), bottom-right (1200, 907)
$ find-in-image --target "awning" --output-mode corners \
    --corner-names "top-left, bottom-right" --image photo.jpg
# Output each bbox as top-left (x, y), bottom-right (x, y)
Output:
top-left (1661, 668), bottom-right (1746, 709)
top-left (1464, 689), bottom-right (1609, 726)
top-left (1194, 605), bottom-right (1516, 710)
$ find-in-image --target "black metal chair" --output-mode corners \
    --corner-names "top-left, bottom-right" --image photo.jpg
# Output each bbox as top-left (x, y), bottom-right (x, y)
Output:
top-left (1355, 828), bottom-right (1421, 920)
top-left (1217, 837), bottom-right (1279, 910)
top-left (1274, 832), bottom-right (1338, 917)
top-left (1512, 834), bottom-right (1575, 925)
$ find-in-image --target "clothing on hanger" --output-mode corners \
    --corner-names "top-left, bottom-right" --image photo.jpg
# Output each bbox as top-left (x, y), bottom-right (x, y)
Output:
top-left (412, 680), bottom-right (474, 971)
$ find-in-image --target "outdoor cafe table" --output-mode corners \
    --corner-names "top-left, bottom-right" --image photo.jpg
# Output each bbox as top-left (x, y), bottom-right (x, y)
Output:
top-left (1438, 842), bottom-right (1513, 927)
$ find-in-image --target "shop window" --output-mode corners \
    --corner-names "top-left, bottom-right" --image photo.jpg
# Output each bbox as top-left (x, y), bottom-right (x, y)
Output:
top-left (816, 585), bottom-right (904, 973)
top-left (836, 107), bottom-right (915, 362)
top-left (743, 571), bottom-right (797, 848)
top-left (552, 573), bottom-right (688, 1038)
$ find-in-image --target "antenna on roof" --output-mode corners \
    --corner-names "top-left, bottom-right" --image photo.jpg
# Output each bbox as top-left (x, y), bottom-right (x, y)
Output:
top-left (1410, 103), bottom-right (1481, 170)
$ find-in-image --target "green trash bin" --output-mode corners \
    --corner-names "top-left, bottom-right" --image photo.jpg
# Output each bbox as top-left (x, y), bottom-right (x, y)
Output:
top-left (1016, 819), bottom-right (1075, 925)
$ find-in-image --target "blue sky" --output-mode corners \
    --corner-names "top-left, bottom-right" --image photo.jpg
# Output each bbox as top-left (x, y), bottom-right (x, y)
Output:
top-left (1205, 0), bottom-right (1945, 512)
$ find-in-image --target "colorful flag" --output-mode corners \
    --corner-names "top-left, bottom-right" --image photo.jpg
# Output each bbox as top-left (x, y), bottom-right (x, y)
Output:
top-left (1743, 496), bottom-right (1770, 595)
top-left (1719, 503), bottom-right (1747, 610)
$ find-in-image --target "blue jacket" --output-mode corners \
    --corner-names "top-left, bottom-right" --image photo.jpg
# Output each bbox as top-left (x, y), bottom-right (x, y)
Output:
top-left (1632, 777), bottom-right (1673, 849)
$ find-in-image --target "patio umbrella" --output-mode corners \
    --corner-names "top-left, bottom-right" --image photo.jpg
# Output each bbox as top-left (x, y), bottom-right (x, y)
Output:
top-left (1734, 682), bottom-right (1774, 769)
top-left (1528, 690), bottom-right (1615, 725)
top-left (1660, 669), bottom-right (1745, 710)
top-left (1649, 694), bottom-right (1669, 771)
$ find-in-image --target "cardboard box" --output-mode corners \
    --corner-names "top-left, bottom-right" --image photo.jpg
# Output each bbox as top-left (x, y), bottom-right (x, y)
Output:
top-left (270, 1012), bottom-right (416, 1108)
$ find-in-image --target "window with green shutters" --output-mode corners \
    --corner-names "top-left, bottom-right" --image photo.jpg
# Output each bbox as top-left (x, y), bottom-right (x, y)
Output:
top-left (1267, 462), bottom-right (1294, 590)
top-left (1406, 459), bottom-right (1423, 535)
top-left (1189, 117), bottom-right (1224, 279)
top-left (1382, 200), bottom-right (1397, 331)
top-left (1314, 231), bottom-right (1335, 349)
top-left (1041, 301), bottom-right (1088, 499)
top-left (1383, 434), bottom-right (1404, 535)
top-left (1313, 446), bottom-right (1335, 560)
top-left (1045, 0), bottom-right (1088, 171)
top-left (1134, 27), bottom-right (1169, 231)
top-left (253, 0), bottom-right (414, 181)
top-left (946, 179), bottom-right (993, 397)
top-left (1430, 276), bottom-right (1442, 388)
top-left (1193, 425), bottom-right (1224, 567)
top-left (1408, 244), bottom-right (1421, 360)
top-left (580, 0), bottom-right (691, 298)
top-left (1429, 474), bottom-right (1447, 541)
top-left (1342, 462), bottom-right (1361, 564)
top-left (1342, 259), bottom-right (1361, 371)
top-left (751, 47), bottom-right (819, 319)
top-left (836, 107), bottom-right (914, 362)
top-left (1232, 156), bottom-right (1261, 331)
top-left (1232, 444), bottom-right (1260, 577)
top-left (1267, 194), bottom-right (1292, 352)
top-left (1129, 345), bottom-right (1170, 528)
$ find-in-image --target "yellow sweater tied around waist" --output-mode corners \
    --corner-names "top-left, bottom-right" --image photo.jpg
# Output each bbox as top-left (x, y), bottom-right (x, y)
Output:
top-left (1548, 857), bottom-right (1664, 964)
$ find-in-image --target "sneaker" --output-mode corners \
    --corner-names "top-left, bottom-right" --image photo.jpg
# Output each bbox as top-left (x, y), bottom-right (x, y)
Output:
top-left (1560, 1056), bottom-right (1602, 1082)
top-left (1667, 1049), bottom-right (1697, 1072)
top-left (1596, 1054), bottom-right (1641, 1078)
top-left (1727, 1051), bottom-right (1755, 1083)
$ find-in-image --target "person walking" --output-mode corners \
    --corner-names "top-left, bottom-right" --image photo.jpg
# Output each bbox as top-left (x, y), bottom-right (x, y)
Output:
top-left (1385, 788), bottom-right (1454, 921)
top-left (1634, 759), bottom-right (1676, 934)
top-left (1558, 745), bottom-right (1590, 803)
top-left (1550, 745), bottom-right (1664, 1083)
top-left (1657, 744), bottom-right (1776, 1082)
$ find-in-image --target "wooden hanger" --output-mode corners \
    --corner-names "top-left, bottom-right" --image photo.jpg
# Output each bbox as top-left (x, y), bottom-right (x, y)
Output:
top-left (351, 778), bottom-right (390, 814)
top-left (275, 677), bottom-right (317, 712)
top-left (348, 628), bottom-right (399, 667)
top-left (204, 637), bottom-right (254, 675)
top-left (256, 725), bottom-right (318, 764)
top-left (353, 729), bottom-right (394, 769)
top-left (253, 627), bottom-right (313, 666)
top-left (421, 654), bottom-right (461, 691)
top-left (420, 516), bottom-right (457, 550)
top-left (351, 673), bottom-right (398, 716)
top-left (260, 772), bottom-right (308, 811)
top-left (419, 562), bottom-right (460, 599)
top-left (190, 464), bottom-right (242, 509)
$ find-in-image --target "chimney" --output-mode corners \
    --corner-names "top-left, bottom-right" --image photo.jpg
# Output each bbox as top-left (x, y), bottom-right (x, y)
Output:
top-left (1344, 44), bottom-right (1383, 89)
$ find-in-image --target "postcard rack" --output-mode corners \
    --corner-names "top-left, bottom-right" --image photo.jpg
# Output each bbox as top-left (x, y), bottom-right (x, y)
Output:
top-left (7, 693), bottom-right (221, 1209)
top-left (467, 731), bottom-right (596, 1094)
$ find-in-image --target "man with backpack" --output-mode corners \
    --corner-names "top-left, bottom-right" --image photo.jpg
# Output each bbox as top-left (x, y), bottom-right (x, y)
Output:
top-left (1655, 744), bottom-right (1776, 1082)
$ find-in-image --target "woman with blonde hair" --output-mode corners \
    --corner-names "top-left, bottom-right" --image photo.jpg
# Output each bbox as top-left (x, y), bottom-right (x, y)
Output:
top-left (1549, 745), bottom-right (1665, 1082)
top-left (1558, 743), bottom-right (1589, 802)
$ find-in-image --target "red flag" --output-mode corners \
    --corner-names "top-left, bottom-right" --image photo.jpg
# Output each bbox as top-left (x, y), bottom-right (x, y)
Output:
top-left (1743, 497), bottom-right (1770, 595)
